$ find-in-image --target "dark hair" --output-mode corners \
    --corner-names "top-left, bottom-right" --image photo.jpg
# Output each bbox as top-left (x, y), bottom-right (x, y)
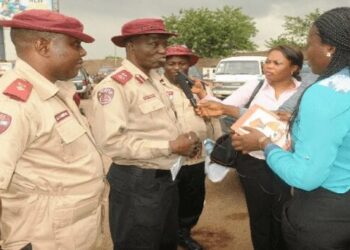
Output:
top-left (10, 28), bottom-right (57, 53)
top-left (268, 45), bottom-right (304, 81)
top-left (314, 7), bottom-right (350, 80)
top-left (289, 7), bottom-right (350, 135)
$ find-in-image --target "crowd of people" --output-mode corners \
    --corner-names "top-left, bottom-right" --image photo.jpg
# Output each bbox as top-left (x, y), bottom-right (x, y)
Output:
top-left (0, 6), bottom-right (349, 250)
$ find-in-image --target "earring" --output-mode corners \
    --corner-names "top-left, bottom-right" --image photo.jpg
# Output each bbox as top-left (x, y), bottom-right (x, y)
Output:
top-left (326, 52), bottom-right (332, 57)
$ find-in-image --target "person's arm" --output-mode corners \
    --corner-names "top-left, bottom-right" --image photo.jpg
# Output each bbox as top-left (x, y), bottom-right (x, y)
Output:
top-left (279, 81), bottom-right (313, 113)
top-left (91, 81), bottom-right (199, 159)
top-left (197, 79), bottom-right (261, 118)
top-left (0, 101), bottom-right (31, 191)
top-left (265, 86), bottom-right (350, 191)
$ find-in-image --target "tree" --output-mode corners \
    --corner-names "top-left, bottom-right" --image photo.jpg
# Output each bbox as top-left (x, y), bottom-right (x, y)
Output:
top-left (265, 9), bottom-right (321, 48)
top-left (163, 6), bottom-right (257, 57)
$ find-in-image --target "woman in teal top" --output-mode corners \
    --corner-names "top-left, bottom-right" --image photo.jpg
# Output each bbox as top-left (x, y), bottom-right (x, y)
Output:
top-left (232, 7), bottom-right (350, 249)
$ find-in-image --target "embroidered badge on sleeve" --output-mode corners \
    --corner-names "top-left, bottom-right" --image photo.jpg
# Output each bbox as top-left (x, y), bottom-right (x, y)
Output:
top-left (111, 70), bottom-right (132, 85)
top-left (0, 112), bottom-right (12, 134)
top-left (97, 87), bottom-right (114, 105)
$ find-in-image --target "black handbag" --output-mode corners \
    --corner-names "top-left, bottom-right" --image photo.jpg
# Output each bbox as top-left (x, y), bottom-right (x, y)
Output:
top-left (209, 80), bottom-right (264, 167)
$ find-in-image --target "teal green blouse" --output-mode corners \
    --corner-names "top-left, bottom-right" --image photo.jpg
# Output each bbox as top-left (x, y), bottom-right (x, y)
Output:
top-left (265, 67), bottom-right (350, 193)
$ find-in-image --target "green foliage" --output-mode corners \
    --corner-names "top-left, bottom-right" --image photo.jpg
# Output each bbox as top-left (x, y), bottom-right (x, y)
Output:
top-left (265, 9), bottom-right (321, 48)
top-left (163, 6), bottom-right (257, 57)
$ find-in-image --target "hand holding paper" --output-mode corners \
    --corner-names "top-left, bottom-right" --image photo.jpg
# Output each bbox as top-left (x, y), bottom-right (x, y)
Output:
top-left (231, 104), bottom-right (290, 150)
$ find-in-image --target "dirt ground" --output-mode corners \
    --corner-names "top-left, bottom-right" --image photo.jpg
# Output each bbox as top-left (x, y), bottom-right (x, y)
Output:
top-left (81, 99), bottom-right (253, 250)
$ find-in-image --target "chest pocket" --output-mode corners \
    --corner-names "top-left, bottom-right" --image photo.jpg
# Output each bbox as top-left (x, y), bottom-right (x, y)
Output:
top-left (55, 118), bottom-right (89, 163)
top-left (138, 98), bottom-right (165, 114)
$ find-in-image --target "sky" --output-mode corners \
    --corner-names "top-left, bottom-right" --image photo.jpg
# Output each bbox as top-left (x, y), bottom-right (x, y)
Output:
top-left (4, 0), bottom-right (350, 60)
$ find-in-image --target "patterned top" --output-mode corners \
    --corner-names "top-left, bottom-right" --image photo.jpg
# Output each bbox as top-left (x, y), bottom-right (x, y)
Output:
top-left (265, 67), bottom-right (350, 193)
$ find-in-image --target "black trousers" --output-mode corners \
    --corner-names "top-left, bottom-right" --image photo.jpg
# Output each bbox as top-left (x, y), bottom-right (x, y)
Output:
top-left (107, 164), bottom-right (179, 250)
top-left (176, 162), bottom-right (206, 230)
top-left (282, 188), bottom-right (350, 250)
top-left (236, 153), bottom-right (291, 250)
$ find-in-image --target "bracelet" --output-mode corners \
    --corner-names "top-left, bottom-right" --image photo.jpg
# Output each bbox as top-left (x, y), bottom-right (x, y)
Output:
top-left (258, 136), bottom-right (270, 150)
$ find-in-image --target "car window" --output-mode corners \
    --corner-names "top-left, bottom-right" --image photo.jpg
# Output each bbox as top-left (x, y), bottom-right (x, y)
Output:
top-left (216, 61), bottom-right (260, 75)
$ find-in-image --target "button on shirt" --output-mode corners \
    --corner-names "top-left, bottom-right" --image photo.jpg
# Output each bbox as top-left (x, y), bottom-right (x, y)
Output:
top-left (91, 59), bottom-right (183, 170)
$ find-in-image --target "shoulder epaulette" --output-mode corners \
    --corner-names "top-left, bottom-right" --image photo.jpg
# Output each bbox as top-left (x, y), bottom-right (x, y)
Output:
top-left (111, 70), bottom-right (132, 85)
top-left (3, 79), bottom-right (33, 102)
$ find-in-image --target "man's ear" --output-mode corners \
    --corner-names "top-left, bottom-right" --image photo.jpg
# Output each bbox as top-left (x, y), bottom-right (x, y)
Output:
top-left (34, 37), bottom-right (51, 57)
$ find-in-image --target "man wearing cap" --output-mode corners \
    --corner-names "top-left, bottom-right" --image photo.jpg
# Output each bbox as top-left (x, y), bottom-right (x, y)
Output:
top-left (91, 18), bottom-right (201, 250)
top-left (0, 10), bottom-right (104, 250)
top-left (161, 45), bottom-right (221, 250)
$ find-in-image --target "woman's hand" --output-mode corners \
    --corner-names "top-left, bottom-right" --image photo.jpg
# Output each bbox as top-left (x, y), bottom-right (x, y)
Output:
top-left (196, 100), bottom-right (225, 117)
top-left (231, 127), bottom-right (270, 154)
top-left (191, 79), bottom-right (207, 99)
top-left (275, 111), bottom-right (292, 122)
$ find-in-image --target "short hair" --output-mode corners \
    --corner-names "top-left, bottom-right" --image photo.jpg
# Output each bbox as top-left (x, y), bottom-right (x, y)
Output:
top-left (314, 7), bottom-right (350, 80)
top-left (10, 28), bottom-right (58, 52)
top-left (268, 45), bottom-right (304, 81)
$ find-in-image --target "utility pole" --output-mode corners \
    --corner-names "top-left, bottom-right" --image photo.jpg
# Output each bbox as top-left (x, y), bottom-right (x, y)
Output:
top-left (0, 27), bottom-right (5, 61)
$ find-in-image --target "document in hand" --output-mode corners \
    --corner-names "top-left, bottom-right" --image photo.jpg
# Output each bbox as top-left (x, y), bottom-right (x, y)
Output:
top-left (231, 104), bottom-right (290, 149)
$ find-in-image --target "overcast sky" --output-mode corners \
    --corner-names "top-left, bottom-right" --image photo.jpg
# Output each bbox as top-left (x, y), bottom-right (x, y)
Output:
top-left (5, 0), bottom-right (350, 60)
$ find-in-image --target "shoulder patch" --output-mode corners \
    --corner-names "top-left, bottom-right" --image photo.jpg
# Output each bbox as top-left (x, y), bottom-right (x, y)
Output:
top-left (3, 79), bottom-right (33, 102)
top-left (135, 74), bottom-right (146, 84)
top-left (0, 112), bottom-right (12, 134)
top-left (97, 87), bottom-right (114, 105)
top-left (111, 70), bottom-right (132, 85)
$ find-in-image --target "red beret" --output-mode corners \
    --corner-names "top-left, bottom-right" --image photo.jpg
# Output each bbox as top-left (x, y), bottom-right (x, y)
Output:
top-left (111, 18), bottom-right (176, 47)
top-left (0, 9), bottom-right (94, 43)
top-left (166, 45), bottom-right (199, 66)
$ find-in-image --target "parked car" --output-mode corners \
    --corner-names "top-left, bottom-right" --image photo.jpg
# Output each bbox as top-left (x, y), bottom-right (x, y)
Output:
top-left (93, 66), bottom-right (116, 83)
top-left (212, 56), bottom-right (266, 99)
top-left (157, 65), bottom-right (203, 80)
top-left (72, 67), bottom-right (93, 99)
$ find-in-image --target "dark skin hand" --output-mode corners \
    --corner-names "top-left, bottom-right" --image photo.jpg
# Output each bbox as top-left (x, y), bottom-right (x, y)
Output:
top-left (169, 131), bottom-right (202, 158)
top-left (191, 78), bottom-right (207, 99)
top-left (231, 127), bottom-right (271, 154)
top-left (275, 111), bottom-right (292, 122)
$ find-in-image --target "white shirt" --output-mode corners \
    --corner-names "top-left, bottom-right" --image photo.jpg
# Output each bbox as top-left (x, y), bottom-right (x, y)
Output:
top-left (208, 78), bottom-right (301, 159)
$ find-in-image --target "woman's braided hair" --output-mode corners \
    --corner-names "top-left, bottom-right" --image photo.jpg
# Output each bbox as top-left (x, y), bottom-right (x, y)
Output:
top-left (289, 7), bottom-right (350, 133)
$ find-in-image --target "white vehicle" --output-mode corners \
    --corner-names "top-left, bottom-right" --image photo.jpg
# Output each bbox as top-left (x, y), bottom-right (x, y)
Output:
top-left (212, 56), bottom-right (266, 99)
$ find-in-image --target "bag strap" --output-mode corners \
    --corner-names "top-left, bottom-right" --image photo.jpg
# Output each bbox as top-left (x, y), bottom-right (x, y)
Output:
top-left (244, 79), bottom-right (264, 108)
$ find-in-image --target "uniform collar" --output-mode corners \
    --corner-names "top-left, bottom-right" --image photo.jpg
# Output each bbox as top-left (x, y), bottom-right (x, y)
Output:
top-left (122, 59), bottom-right (150, 82)
top-left (14, 58), bottom-right (59, 100)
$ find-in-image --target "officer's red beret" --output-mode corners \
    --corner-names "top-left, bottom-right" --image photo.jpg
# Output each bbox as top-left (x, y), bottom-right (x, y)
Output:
top-left (166, 45), bottom-right (199, 66)
top-left (111, 18), bottom-right (176, 47)
top-left (0, 9), bottom-right (94, 43)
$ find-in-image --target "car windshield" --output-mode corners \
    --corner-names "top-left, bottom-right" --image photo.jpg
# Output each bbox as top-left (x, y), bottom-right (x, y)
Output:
top-left (216, 61), bottom-right (260, 75)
